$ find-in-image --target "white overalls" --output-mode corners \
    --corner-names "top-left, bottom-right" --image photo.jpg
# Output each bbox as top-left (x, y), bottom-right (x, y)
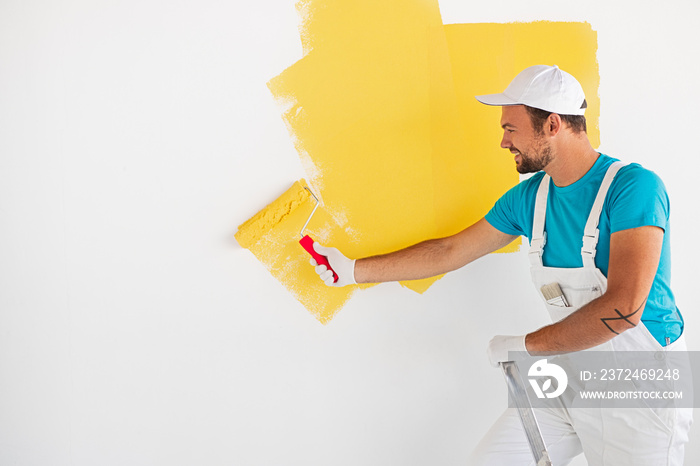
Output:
top-left (469, 162), bottom-right (692, 465)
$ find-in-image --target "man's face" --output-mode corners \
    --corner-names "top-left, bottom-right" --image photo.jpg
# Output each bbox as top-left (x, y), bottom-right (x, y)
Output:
top-left (499, 105), bottom-right (552, 174)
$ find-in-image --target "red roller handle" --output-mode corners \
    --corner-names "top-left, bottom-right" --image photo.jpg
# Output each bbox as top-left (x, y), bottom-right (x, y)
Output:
top-left (300, 235), bottom-right (338, 283)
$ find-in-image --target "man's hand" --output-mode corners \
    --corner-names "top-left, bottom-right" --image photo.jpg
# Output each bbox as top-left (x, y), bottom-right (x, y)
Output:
top-left (310, 243), bottom-right (356, 287)
top-left (487, 335), bottom-right (528, 367)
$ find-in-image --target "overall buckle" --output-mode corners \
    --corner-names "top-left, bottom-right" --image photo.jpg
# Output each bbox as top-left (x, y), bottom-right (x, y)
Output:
top-left (581, 229), bottom-right (599, 257)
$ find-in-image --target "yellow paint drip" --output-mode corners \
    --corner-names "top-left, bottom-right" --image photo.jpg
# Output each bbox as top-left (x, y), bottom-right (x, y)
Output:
top-left (238, 0), bottom-right (599, 323)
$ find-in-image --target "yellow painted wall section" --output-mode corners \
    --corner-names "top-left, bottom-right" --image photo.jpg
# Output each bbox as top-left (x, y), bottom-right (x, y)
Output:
top-left (237, 0), bottom-right (600, 324)
top-left (267, 0), bottom-right (448, 296)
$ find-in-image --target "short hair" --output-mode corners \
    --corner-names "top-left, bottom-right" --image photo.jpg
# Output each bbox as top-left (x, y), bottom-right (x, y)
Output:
top-left (525, 103), bottom-right (587, 135)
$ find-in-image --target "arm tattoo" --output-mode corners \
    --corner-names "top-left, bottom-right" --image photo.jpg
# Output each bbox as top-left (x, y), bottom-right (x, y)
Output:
top-left (601, 300), bottom-right (645, 335)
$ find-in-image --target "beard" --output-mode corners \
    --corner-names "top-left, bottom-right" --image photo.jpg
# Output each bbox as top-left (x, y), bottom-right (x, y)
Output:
top-left (514, 137), bottom-right (553, 174)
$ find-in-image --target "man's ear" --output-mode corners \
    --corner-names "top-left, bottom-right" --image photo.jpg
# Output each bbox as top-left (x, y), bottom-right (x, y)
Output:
top-left (546, 113), bottom-right (563, 136)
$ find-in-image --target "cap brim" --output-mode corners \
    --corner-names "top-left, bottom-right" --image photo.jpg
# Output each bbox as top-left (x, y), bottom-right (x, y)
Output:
top-left (475, 93), bottom-right (520, 107)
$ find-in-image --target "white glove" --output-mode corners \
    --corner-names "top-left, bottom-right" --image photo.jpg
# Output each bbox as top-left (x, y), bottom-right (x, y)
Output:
top-left (310, 242), bottom-right (356, 287)
top-left (487, 335), bottom-right (529, 367)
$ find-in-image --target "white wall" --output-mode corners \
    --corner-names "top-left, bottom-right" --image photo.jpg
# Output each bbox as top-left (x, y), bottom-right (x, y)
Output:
top-left (1, 0), bottom-right (698, 464)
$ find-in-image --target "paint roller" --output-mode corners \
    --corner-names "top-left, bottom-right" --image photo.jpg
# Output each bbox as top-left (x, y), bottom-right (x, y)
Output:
top-left (234, 181), bottom-right (338, 283)
top-left (299, 187), bottom-right (338, 283)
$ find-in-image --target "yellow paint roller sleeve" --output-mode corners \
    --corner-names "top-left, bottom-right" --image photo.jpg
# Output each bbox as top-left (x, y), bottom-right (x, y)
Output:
top-left (235, 179), bottom-right (362, 324)
top-left (234, 181), bottom-right (310, 249)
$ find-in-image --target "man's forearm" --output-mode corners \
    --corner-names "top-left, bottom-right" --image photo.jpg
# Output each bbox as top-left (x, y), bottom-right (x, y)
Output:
top-left (525, 292), bottom-right (646, 354)
top-left (353, 238), bottom-right (453, 284)
top-left (352, 218), bottom-right (518, 284)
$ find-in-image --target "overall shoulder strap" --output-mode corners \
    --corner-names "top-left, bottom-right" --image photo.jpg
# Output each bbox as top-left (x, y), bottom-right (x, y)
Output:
top-left (581, 161), bottom-right (628, 267)
top-left (528, 174), bottom-right (550, 266)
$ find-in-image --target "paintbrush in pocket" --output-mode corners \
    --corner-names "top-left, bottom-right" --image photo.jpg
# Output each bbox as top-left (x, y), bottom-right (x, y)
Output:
top-left (541, 283), bottom-right (569, 307)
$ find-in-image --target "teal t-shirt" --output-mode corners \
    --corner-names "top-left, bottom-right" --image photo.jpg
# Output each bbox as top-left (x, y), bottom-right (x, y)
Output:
top-left (485, 154), bottom-right (682, 346)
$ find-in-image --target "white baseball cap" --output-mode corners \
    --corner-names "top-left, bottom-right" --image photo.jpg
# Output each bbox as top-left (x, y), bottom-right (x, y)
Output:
top-left (475, 65), bottom-right (587, 116)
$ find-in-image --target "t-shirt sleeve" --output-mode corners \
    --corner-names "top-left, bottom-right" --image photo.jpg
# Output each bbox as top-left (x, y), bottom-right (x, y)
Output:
top-left (607, 165), bottom-right (670, 233)
top-left (485, 180), bottom-right (531, 237)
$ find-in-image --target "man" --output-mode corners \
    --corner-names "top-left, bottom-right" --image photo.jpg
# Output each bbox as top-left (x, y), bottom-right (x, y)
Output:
top-left (309, 65), bottom-right (691, 465)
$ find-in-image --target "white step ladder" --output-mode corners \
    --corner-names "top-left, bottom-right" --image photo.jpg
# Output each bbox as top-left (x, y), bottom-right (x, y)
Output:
top-left (501, 361), bottom-right (553, 466)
